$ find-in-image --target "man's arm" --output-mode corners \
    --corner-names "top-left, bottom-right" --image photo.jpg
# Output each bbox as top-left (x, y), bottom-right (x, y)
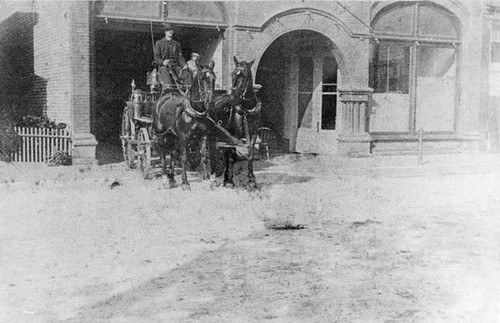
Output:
top-left (152, 41), bottom-right (164, 67)
top-left (176, 42), bottom-right (186, 68)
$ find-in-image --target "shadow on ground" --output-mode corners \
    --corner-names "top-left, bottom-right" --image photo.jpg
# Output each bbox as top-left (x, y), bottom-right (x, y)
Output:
top-left (96, 141), bottom-right (123, 165)
top-left (95, 142), bottom-right (312, 187)
top-left (231, 158), bottom-right (314, 188)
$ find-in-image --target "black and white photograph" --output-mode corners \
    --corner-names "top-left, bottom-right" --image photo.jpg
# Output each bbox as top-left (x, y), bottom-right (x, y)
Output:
top-left (1, 0), bottom-right (500, 321)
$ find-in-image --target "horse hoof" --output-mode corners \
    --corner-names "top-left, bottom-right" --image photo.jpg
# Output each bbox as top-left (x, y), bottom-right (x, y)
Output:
top-left (169, 181), bottom-right (176, 189)
top-left (182, 184), bottom-right (191, 191)
top-left (224, 183), bottom-right (234, 189)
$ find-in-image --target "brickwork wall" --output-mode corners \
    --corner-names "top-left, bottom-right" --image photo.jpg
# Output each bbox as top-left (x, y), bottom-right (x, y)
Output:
top-left (233, 6), bottom-right (370, 88)
top-left (0, 12), bottom-right (39, 117)
top-left (235, 1), bottom-right (369, 35)
top-left (69, 1), bottom-right (91, 134)
top-left (34, 1), bottom-right (72, 125)
top-left (33, 1), bottom-right (91, 133)
top-left (457, 2), bottom-right (484, 136)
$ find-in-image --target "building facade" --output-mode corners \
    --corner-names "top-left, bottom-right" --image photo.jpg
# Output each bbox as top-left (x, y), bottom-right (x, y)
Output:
top-left (0, 0), bottom-right (498, 164)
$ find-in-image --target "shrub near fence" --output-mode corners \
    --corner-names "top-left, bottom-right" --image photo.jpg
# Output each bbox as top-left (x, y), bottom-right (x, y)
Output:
top-left (13, 126), bottom-right (73, 163)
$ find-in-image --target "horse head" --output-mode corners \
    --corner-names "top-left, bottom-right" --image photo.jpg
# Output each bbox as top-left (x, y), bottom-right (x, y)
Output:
top-left (191, 61), bottom-right (217, 113)
top-left (230, 56), bottom-right (254, 104)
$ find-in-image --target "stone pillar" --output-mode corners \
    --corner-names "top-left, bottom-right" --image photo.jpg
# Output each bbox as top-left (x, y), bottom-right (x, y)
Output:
top-left (337, 88), bottom-right (373, 157)
top-left (70, 1), bottom-right (97, 165)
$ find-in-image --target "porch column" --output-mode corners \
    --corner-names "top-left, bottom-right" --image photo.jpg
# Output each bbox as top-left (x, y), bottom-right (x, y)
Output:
top-left (337, 88), bottom-right (373, 157)
top-left (70, 1), bottom-right (97, 165)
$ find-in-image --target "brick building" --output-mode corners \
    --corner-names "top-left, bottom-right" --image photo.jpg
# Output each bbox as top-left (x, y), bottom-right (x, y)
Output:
top-left (0, 1), bottom-right (499, 164)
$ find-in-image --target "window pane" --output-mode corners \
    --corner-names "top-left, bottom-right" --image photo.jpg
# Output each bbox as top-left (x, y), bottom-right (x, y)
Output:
top-left (369, 93), bottom-right (411, 132)
top-left (493, 20), bottom-right (500, 41)
top-left (373, 4), bottom-right (414, 36)
top-left (321, 56), bottom-right (337, 130)
top-left (322, 85), bottom-right (336, 92)
top-left (369, 42), bottom-right (410, 94)
top-left (322, 56), bottom-right (337, 85)
top-left (298, 57), bottom-right (313, 128)
top-left (417, 5), bottom-right (459, 40)
top-left (321, 94), bottom-right (336, 130)
top-left (492, 42), bottom-right (500, 63)
top-left (416, 46), bottom-right (456, 132)
top-left (417, 46), bottom-right (456, 78)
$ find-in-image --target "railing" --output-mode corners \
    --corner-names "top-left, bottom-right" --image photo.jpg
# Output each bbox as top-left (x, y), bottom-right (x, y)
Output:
top-left (13, 126), bottom-right (73, 163)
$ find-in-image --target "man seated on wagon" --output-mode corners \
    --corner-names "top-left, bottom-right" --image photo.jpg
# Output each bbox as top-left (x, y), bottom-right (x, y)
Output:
top-left (186, 53), bottom-right (201, 78)
top-left (152, 23), bottom-right (188, 91)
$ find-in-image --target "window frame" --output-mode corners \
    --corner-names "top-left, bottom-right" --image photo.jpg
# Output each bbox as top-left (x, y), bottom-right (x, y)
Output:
top-left (491, 19), bottom-right (500, 66)
top-left (370, 2), bottom-right (461, 135)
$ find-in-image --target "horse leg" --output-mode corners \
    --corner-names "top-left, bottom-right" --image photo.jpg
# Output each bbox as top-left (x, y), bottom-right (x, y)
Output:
top-left (200, 135), bottom-right (209, 181)
top-left (159, 148), bottom-right (169, 189)
top-left (180, 141), bottom-right (191, 191)
top-left (160, 149), bottom-right (167, 175)
top-left (200, 135), bottom-right (215, 190)
top-left (247, 158), bottom-right (257, 190)
top-left (247, 137), bottom-right (257, 189)
top-left (207, 139), bottom-right (224, 187)
top-left (167, 151), bottom-right (176, 188)
top-left (223, 149), bottom-right (235, 188)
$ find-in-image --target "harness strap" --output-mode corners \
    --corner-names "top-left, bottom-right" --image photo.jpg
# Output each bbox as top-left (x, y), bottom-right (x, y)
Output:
top-left (182, 99), bottom-right (206, 119)
top-left (243, 113), bottom-right (250, 143)
top-left (164, 66), bottom-right (188, 97)
top-left (206, 116), bottom-right (245, 146)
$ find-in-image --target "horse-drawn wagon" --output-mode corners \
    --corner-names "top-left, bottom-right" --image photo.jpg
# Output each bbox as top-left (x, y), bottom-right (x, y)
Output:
top-left (120, 82), bottom-right (159, 174)
top-left (120, 57), bottom-right (263, 189)
top-left (120, 78), bottom-right (202, 178)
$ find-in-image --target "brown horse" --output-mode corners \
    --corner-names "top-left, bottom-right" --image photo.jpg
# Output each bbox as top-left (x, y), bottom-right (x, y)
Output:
top-left (208, 56), bottom-right (262, 188)
top-left (153, 62), bottom-right (216, 190)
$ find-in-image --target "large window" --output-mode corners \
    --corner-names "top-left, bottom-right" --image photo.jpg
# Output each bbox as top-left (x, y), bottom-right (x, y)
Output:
top-left (370, 43), bottom-right (410, 94)
top-left (492, 20), bottom-right (500, 64)
top-left (369, 2), bottom-right (460, 134)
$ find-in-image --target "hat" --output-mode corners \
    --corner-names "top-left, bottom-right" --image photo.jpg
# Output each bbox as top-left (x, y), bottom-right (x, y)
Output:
top-left (162, 23), bottom-right (174, 31)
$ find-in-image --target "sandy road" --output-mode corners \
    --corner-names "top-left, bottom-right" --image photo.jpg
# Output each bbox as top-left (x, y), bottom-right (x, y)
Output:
top-left (1, 154), bottom-right (500, 322)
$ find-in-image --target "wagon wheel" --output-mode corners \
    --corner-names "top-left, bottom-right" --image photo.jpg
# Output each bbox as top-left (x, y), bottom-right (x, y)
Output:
top-left (138, 127), bottom-right (152, 176)
top-left (121, 108), bottom-right (136, 168)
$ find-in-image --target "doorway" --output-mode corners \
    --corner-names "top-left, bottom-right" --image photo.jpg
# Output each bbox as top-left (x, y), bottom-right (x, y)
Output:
top-left (256, 30), bottom-right (340, 154)
top-left (295, 54), bottom-right (339, 154)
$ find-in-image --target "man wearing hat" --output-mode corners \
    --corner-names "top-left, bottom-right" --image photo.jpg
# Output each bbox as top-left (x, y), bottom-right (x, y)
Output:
top-left (153, 23), bottom-right (187, 88)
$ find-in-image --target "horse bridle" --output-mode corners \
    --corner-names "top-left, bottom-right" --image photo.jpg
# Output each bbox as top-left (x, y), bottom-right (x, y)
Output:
top-left (231, 65), bottom-right (252, 100)
top-left (189, 67), bottom-right (216, 111)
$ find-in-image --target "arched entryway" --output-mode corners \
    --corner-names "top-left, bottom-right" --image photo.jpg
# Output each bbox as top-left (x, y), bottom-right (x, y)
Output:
top-left (256, 30), bottom-right (342, 154)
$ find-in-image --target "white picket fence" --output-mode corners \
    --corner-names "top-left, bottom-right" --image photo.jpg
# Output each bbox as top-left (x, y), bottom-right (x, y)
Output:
top-left (13, 126), bottom-right (73, 163)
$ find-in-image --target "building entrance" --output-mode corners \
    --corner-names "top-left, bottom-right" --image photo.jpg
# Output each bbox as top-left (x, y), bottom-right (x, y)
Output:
top-left (256, 30), bottom-right (340, 154)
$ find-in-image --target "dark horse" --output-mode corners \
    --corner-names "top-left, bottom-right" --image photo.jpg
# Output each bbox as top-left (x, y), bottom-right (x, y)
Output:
top-left (153, 62), bottom-right (216, 190)
top-left (208, 56), bottom-right (262, 188)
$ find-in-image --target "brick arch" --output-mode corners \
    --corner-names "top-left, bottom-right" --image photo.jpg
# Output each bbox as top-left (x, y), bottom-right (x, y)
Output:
top-left (243, 11), bottom-right (366, 87)
top-left (370, 0), bottom-right (469, 27)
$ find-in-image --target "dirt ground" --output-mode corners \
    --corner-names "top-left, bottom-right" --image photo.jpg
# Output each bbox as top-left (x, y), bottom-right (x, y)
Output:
top-left (1, 153), bottom-right (500, 323)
